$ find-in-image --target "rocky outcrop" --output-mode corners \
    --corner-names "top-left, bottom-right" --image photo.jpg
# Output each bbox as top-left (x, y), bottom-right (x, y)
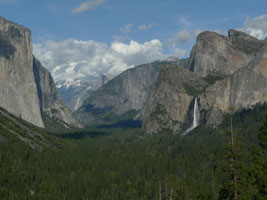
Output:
top-left (143, 64), bottom-right (206, 134)
top-left (0, 17), bottom-right (44, 127)
top-left (0, 17), bottom-right (80, 129)
top-left (75, 60), bottom-right (167, 126)
top-left (188, 29), bottom-right (263, 77)
top-left (143, 30), bottom-right (267, 134)
top-left (92, 74), bottom-right (114, 91)
top-left (200, 39), bottom-right (267, 126)
top-left (33, 56), bottom-right (81, 128)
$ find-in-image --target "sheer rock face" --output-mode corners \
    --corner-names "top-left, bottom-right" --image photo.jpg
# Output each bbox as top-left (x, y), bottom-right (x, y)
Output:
top-left (0, 17), bottom-right (44, 127)
top-left (143, 30), bottom-right (267, 134)
top-left (188, 30), bottom-right (263, 77)
top-left (33, 56), bottom-right (81, 128)
top-left (0, 17), bottom-right (80, 128)
top-left (143, 64), bottom-right (206, 134)
top-left (75, 61), bottom-right (164, 126)
top-left (200, 40), bottom-right (267, 126)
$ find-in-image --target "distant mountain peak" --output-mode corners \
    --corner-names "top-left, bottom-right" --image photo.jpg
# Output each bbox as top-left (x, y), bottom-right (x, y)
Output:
top-left (228, 29), bottom-right (258, 40)
top-left (189, 29), bottom-right (264, 76)
top-left (56, 79), bottom-right (92, 89)
top-left (165, 56), bottom-right (179, 62)
top-left (0, 16), bottom-right (30, 32)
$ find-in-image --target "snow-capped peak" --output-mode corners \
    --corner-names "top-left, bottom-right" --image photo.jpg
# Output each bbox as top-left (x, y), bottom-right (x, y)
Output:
top-left (56, 79), bottom-right (93, 89)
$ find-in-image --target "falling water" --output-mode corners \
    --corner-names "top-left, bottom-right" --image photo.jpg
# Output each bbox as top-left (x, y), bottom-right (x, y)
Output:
top-left (183, 97), bottom-right (200, 135)
top-left (192, 97), bottom-right (200, 128)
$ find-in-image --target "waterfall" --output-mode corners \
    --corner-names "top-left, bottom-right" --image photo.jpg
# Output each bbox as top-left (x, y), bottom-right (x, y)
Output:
top-left (192, 97), bottom-right (200, 128)
top-left (183, 97), bottom-right (200, 135)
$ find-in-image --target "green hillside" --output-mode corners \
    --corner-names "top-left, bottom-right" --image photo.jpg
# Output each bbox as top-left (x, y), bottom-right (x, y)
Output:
top-left (0, 104), bottom-right (266, 199)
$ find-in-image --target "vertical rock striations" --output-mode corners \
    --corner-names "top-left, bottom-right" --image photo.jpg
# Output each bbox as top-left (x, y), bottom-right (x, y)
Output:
top-left (33, 56), bottom-right (81, 128)
top-left (0, 17), bottom-right (44, 127)
top-left (188, 30), bottom-right (263, 77)
top-left (0, 17), bottom-right (80, 129)
top-left (75, 61), bottom-right (166, 126)
top-left (143, 30), bottom-right (267, 134)
top-left (201, 39), bottom-right (267, 126)
top-left (143, 64), bottom-right (206, 134)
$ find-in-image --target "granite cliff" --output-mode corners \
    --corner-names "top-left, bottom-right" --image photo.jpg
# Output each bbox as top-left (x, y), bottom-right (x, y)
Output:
top-left (200, 38), bottom-right (267, 126)
top-left (0, 17), bottom-right (79, 128)
top-left (0, 17), bottom-right (44, 127)
top-left (33, 56), bottom-right (81, 128)
top-left (188, 29), bottom-right (263, 76)
top-left (75, 60), bottom-right (179, 126)
top-left (143, 64), bottom-right (206, 134)
top-left (143, 30), bottom-right (267, 134)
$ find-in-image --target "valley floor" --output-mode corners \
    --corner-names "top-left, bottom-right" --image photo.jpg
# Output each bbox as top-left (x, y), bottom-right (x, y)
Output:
top-left (0, 104), bottom-right (266, 199)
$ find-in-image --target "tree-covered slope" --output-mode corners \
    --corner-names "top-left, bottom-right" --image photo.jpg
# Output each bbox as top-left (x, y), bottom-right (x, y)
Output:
top-left (0, 103), bottom-right (266, 199)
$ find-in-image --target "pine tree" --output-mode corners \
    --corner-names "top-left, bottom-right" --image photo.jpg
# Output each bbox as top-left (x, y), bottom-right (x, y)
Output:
top-left (218, 111), bottom-right (248, 200)
top-left (250, 115), bottom-right (267, 199)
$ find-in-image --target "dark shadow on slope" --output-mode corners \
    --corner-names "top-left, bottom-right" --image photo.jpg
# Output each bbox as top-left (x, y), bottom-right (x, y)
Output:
top-left (97, 119), bottom-right (142, 129)
top-left (56, 130), bottom-right (111, 140)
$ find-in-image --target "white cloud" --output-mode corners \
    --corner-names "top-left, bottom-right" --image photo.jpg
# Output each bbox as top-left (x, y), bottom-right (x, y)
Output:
top-left (243, 28), bottom-right (266, 40)
top-left (138, 23), bottom-right (158, 31)
top-left (110, 40), bottom-right (164, 66)
top-left (33, 39), bottom-right (165, 81)
top-left (173, 48), bottom-right (187, 58)
top-left (164, 29), bottom-right (190, 58)
top-left (120, 24), bottom-right (133, 34)
top-left (166, 29), bottom-right (191, 45)
top-left (72, 0), bottom-right (108, 14)
top-left (241, 15), bottom-right (267, 39)
top-left (180, 17), bottom-right (191, 26)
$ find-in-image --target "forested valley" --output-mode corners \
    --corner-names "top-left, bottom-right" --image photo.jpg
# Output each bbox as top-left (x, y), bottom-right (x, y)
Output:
top-left (0, 103), bottom-right (266, 199)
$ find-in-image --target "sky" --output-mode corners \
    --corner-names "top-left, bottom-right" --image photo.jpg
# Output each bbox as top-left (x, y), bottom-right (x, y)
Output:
top-left (0, 0), bottom-right (266, 81)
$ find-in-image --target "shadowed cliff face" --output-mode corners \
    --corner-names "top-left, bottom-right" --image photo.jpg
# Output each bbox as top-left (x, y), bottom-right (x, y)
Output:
top-left (33, 56), bottom-right (81, 128)
top-left (0, 17), bottom-right (81, 129)
top-left (143, 30), bottom-right (267, 134)
top-left (0, 17), bottom-right (44, 127)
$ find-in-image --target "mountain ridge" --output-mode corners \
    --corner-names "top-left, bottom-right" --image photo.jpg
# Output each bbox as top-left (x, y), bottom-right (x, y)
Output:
top-left (56, 74), bottom-right (113, 111)
top-left (33, 56), bottom-right (81, 128)
top-left (74, 60), bottom-right (175, 126)
top-left (143, 30), bottom-right (267, 134)
top-left (188, 29), bottom-right (264, 76)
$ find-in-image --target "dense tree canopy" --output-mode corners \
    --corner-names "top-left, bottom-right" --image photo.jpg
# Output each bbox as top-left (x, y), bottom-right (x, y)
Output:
top-left (0, 103), bottom-right (266, 199)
